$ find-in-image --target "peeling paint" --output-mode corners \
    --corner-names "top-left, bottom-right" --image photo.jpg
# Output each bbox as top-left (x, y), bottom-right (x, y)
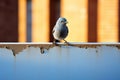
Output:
top-left (0, 43), bottom-right (120, 56)
top-left (40, 47), bottom-right (45, 54)
top-left (0, 43), bottom-right (120, 80)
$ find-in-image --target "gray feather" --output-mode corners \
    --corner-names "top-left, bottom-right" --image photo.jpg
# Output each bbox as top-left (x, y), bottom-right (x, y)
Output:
top-left (52, 17), bottom-right (69, 41)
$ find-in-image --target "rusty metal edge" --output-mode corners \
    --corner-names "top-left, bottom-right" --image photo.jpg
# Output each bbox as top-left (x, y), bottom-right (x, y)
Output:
top-left (0, 42), bottom-right (120, 55)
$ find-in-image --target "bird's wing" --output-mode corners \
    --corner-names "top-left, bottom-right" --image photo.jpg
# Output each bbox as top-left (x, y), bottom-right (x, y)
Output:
top-left (52, 29), bottom-right (55, 33)
top-left (52, 26), bottom-right (55, 33)
top-left (66, 26), bottom-right (69, 33)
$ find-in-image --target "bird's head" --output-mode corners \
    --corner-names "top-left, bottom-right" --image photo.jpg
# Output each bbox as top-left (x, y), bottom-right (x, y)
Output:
top-left (56, 17), bottom-right (68, 25)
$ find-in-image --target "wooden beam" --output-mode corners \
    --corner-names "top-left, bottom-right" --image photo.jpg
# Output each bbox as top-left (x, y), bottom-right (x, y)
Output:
top-left (49, 0), bottom-right (60, 42)
top-left (88, 0), bottom-right (98, 42)
top-left (0, 0), bottom-right (18, 41)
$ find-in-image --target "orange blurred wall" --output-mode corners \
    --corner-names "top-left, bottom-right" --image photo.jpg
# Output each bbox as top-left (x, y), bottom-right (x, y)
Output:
top-left (18, 0), bottom-right (119, 42)
top-left (98, 0), bottom-right (119, 42)
top-left (32, 0), bottom-right (50, 42)
top-left (61, 0), bottom-right (88, 42)
top-left (18, 0), bottom-right (27, 42)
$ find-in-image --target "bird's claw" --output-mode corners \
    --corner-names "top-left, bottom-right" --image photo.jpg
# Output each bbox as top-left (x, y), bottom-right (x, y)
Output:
top-left (64, 40), bottom-right (69, 46)
top-left (52, 41), bottom-right (58, 46)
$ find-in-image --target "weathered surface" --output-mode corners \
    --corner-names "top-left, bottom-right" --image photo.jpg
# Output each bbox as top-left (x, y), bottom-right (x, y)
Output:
top-left (0, 43), bottom-right (120, 80)
top-left (0, 42), bottom-right (120, 55)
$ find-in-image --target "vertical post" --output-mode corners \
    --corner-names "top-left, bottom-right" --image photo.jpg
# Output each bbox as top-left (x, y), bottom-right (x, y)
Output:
top-left (49, 0), bottom-right (60, 42)
top-left (88, 0), bottom-right (98, 42)
top-left (27, 0), bottom-right (32, 42)
top-left (0, 0), bottom-right (18, 41)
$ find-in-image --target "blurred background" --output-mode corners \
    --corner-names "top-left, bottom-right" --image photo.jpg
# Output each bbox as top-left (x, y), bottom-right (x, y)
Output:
top-left (0, 0), bottom-right (119, 42)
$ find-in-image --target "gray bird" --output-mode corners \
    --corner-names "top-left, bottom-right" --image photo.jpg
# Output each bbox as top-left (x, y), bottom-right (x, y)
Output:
top-left (52, 17), bottom-right (69, 44)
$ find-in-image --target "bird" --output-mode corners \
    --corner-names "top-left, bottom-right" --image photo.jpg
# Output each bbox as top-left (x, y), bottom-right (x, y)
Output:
top-left (52, 17), bottom-right (69, 45)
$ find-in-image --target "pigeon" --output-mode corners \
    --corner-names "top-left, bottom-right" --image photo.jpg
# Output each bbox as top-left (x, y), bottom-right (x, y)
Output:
top-left (52, 17), bottom-right (69, 44)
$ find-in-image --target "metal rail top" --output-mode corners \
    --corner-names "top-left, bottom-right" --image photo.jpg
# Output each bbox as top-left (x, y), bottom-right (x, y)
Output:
top-left (0, 42), bottom-right (120, 45)
top-left (0, 42), bottom-right (120, 56)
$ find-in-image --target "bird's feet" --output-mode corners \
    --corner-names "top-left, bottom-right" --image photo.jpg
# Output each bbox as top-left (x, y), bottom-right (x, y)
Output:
top-left (52, 41), bottom-right (56, 46)
top-left (52, 40), bottom-right (58, 46)
top-left (63, 39), bottom-right (69, 46)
